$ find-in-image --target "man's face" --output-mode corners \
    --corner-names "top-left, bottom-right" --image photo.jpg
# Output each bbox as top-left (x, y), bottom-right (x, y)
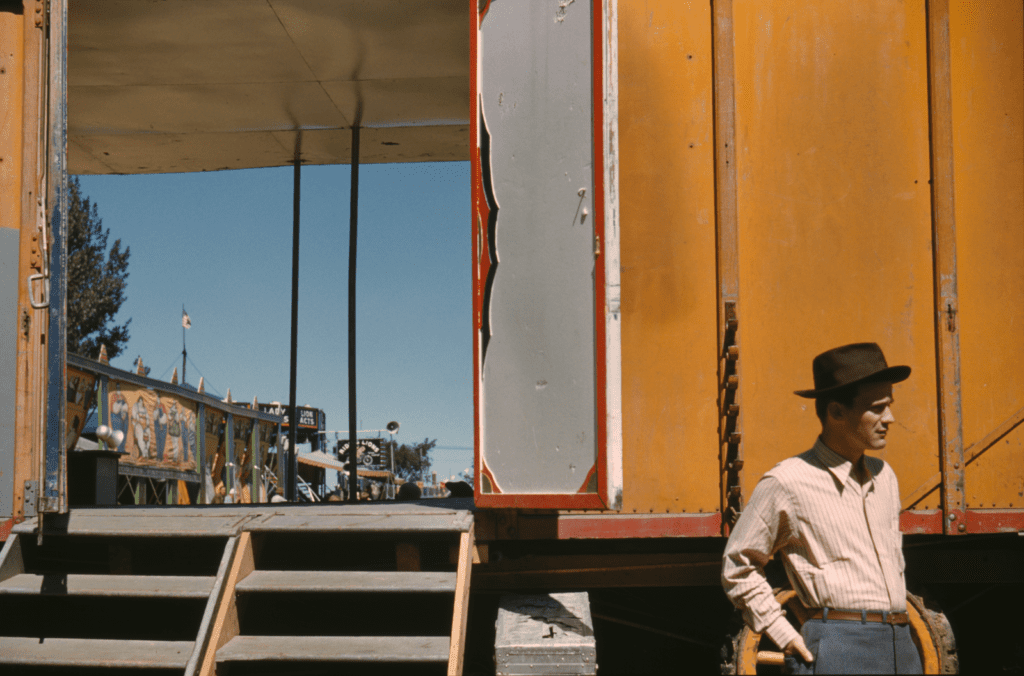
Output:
top-left (836, 381), bottom-right (896, 452)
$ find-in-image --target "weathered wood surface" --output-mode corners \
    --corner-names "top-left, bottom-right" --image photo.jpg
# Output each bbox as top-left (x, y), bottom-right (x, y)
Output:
top-left (235, 570), bottom-right (456, 594)
top-left (199, 532), bottom-right (253, 676)
top-left (0, 637), bottom-right (193, 668)
top-left (13, 513), bottom-right (252, 537)
top-left (248, 512), bottom-right (473, 533)
top-left (216, 635), bottom-right (450, 663)
top-left (448, 524), bottom-right (474, 676)
top-left (185, 535), bottom-right (238, 676)
top-left (0, 573), bottom-right (214, 597)
top-left (14, 504), bottom-right (474, 537)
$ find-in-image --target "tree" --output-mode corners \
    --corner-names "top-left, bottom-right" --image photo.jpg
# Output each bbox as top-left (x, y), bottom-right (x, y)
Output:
top-left (384, 438), bottom-right (436, 482)
top-left (66, 177), bottom-right (131, 359)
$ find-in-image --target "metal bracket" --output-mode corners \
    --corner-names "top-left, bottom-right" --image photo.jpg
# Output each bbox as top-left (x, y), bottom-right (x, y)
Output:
top-left (23, 481), bottom-right (38, 518)
top-left (28, 272), bottom-right (49, 309)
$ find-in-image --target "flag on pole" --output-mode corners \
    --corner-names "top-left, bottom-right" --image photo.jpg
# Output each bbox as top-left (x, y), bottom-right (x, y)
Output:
top-left (182, 309), bottom-right (192, 329)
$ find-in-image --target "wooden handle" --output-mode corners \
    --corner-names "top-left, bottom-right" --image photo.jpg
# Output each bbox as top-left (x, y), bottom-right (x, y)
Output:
top-left (757, 650), bottom-right (785, 666)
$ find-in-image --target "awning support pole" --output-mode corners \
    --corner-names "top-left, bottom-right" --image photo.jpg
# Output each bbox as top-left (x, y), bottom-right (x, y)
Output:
top-left (286, 157), bottom-right (301, 502)
top-left (347, 124), bottom-right (361, 502)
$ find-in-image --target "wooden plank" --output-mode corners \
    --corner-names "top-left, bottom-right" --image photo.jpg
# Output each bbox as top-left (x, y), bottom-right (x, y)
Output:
top-left (448, 523), bottom-right (474, 676)
top-left (216, 635), bottom-right (450, 663)
top-left (712, 0), bottom-right (743, 536)
top-left (0, 637), bottom-right (192, 668)
top-left (249, 512), bottom-right (473, 533)
top-left (236, 570), bottom-right (456, 594)
top-left (0, 534), bottom-right (25, 582)
top-left (185, 535), bottom-right (238, 676)
top-left (13, 513), bottom-right (255, 537)
top-left (199, 531), bottom-right (254, 676)
top-left (927, 0), bottom-right (967, 535)
top-left (0, 573), bottom-right (214, 597)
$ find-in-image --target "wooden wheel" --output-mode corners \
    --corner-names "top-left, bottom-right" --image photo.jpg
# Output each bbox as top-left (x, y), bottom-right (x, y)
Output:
top-left (722, 590), bottom-right (957, 674)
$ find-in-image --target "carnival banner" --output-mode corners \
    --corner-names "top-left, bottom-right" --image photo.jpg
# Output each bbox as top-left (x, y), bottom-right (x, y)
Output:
top-left (232, 415), bottom-right (254, 503)
top-left (108, 380), bottom-right (197, 471)
top-left (204, 408), bottom-right (226, 503)
top-left (66, 367), bottom-right (96, 452)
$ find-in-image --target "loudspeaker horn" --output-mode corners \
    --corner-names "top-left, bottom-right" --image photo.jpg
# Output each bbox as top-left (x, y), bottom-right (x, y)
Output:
top-left (386, 421), bottom-right (400, 434)
top-left (96, 424), bottom-right (125, 449)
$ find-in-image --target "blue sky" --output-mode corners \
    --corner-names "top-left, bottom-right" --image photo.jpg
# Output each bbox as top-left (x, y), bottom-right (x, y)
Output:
top-left (77, 162), bottom-right (474, 482)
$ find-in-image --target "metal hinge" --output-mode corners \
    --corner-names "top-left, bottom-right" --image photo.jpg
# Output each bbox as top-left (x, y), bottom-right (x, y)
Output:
top-left (24, 480), bottom-right (38, 518)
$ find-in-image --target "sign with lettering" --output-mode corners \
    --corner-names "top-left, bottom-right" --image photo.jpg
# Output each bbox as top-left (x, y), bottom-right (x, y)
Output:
top-left (257, 404), bottom-right (325, 431)
top-left (336, 438), bottom-right (387, 469)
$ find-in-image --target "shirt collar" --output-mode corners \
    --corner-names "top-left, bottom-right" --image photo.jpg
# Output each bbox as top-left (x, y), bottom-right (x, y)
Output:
top-left (813, 437), bottom-right (875, 491)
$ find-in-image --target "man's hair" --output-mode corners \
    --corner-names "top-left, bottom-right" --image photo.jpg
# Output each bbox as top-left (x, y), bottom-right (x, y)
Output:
top-left (814, 384), bottom-right (860, 424)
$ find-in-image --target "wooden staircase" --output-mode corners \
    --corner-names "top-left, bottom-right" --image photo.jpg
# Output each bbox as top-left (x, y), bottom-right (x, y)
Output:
top-left (0, 503), bottom-right (475, 676)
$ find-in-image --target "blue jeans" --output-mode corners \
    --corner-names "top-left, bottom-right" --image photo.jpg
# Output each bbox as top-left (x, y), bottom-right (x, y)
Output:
top-left (783, 617), bottom-right (923, 674)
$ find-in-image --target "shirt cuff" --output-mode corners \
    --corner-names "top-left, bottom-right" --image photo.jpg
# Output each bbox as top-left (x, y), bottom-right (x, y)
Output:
top-left (763, 615), bottom-right (801, 651)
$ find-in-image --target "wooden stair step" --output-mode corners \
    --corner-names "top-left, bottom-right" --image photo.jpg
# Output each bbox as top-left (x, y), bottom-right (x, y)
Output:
top-left (0, 637), bottom-right (193, 668)
top-left (0, 573), bottom-right (215, 598)
top-left (235, 570), bottom-right (456, 594)
top-left (216, 635), bottom-right (450, 663)
top-left (247, 512), bottom-right (473, 533)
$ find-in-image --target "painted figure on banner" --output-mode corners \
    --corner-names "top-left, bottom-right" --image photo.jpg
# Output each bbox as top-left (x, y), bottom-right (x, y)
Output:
top-left (153, 394), bottom-right (168, 461)
top-left (110, 383), bottom-right (128, 454)
top-left (130, 395), bottom-right (151, 459)
top-left (167, 402), bottom-right (182, 463)
top-left (181, 408), bottom-right (196, 467)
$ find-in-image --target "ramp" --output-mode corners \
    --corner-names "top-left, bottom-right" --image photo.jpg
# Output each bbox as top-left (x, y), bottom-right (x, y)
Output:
top-left (0, 503), bottom-right (475, 675)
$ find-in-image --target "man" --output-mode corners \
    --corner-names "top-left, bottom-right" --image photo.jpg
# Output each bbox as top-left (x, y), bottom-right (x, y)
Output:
top-left (722, 343), bottom-right (922, 674)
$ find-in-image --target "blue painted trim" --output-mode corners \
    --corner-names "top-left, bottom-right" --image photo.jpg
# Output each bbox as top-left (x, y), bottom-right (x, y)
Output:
top-left (42, 0), bottom-right (69, 513)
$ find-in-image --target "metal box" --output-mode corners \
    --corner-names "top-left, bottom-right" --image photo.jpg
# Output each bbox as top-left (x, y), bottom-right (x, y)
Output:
top-left (495, 592), bottom-right (597, 676)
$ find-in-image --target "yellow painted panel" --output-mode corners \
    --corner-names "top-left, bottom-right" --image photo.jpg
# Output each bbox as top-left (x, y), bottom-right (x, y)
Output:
top-left (1, 9), bottom-right (23, 231)
top-left (950, 0), bottom-right (1024, 508)
top-left (732, 1), bottom-right (941, 506)
top-left (618, 0), bottom-right (720, 513)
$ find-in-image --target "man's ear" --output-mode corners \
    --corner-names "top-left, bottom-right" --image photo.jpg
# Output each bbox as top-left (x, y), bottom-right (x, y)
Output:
top-left (827, 401), bottom-right (846, 422)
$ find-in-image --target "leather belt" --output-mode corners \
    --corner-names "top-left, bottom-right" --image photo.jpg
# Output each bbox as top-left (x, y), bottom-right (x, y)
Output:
top-left (809, 608), bottom-right (909, 626)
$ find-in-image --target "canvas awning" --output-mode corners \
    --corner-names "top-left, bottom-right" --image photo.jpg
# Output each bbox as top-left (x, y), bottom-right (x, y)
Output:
top-left (296, 451), bottom-right (348, 472)
top-left (68, 0), bottom-right (469, 174)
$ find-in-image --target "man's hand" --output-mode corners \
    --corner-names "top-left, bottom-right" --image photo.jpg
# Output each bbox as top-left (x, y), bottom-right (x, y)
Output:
top-left (784, 636), bottom-right (815, 663)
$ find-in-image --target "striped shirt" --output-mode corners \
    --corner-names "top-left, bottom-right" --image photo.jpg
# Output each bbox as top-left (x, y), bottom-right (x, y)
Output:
top-left (721, 438), bottom-right (907, 650)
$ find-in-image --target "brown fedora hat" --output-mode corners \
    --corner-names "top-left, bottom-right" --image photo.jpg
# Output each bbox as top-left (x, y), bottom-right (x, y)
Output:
top-left (794, 343), bottom-right (911, 398)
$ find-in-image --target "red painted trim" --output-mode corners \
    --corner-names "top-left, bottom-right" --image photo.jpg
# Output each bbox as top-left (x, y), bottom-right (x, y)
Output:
top-left (478, 0), bottom-right (492, 27)
top-left (576, 464), bottom-right (598, 493)
top-left (0, 518), bottom-right (14, 542)
top-left (553, 513), bottom-right (723, 539)
top-left (900, 509), bottom-right (942, 534)
top-left (475, 493), bottom-right (608, 510)
top-left (470, 0), bottom-right (483, 508)
top-left (899, 508), bottom-right (1024, 534)
top-left (964, 508), bottom-right (1024, 533)
top-left (479, 460), bottom-right (501, 494)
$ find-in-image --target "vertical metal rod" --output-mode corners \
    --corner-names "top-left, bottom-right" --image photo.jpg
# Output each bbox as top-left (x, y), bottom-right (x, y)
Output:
top-left (347, 125), bottom-right (361, 502)
top-left (286, 159), bottom-right (301, 502)
top-left (182, 304), bottom-right (186, 385)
